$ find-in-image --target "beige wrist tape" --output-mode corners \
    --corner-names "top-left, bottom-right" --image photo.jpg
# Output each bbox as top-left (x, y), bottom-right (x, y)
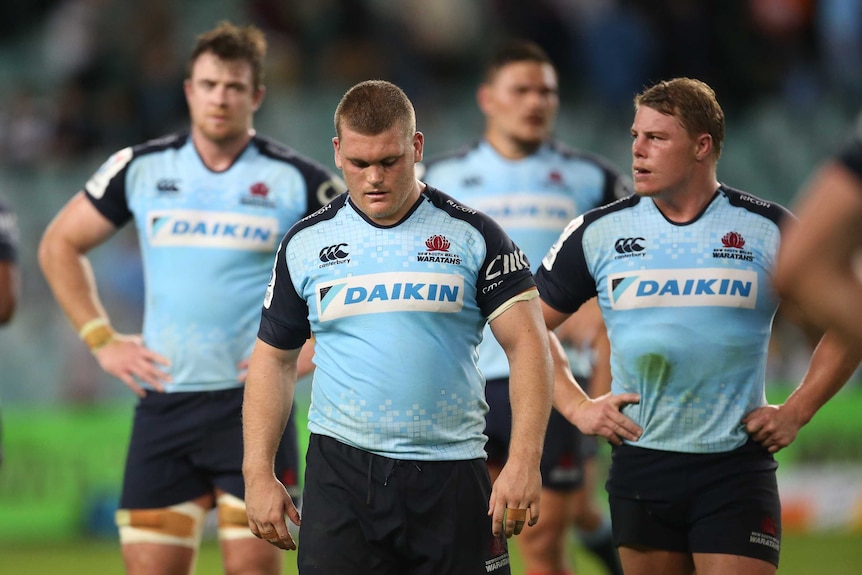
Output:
top-left (79, 318), bottom-right (115, 352)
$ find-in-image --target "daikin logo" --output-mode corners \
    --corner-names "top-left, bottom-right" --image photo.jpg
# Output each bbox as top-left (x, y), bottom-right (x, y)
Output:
top-left (472, 194), bottom-right (575, 230)
top-left (608, 268), bottom-right (757, 309)
top-left (147, 210), bottom-right (279, 250)
top-left (317, 271), bottom-right (464, 321)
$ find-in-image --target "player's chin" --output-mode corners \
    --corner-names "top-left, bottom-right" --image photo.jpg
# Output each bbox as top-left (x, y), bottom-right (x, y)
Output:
top-left (514, 132), bottom-right (546, 150)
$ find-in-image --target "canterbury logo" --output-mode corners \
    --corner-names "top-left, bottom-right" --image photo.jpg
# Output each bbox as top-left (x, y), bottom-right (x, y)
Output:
top-left (615, 237), bottom-right (645, 254)
top-left (319, 243), bottom-right (349, 262)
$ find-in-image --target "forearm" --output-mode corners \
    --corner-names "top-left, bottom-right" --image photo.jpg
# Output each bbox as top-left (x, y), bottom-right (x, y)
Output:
top-left (782, 330), bottom-right (862, 425)
top-left (39, 233), bottom-right (109, 330)
top-left (242, 341), bottom-right (298, 482)
top-left (548, 329), bottom-right (593, 424)
top-left (506, 308), bottom-right (553, 465)
top-left (506, 332), bottom-right (553, 465)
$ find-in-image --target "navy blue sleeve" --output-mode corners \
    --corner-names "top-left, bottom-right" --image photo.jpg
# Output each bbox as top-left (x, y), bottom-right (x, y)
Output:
top-left (258, 238), bottom-right (311, 350)
top-left (534, 216), bottom-right (597, 314)
top-left (475, 215), bottom-right (536, 317)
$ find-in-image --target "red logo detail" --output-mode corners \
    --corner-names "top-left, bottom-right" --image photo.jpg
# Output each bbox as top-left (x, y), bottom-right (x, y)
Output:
top-left (425, 235), bottom-right (450, 252)
top-left (280, 468), bottom-right (297, 488)
top-left (250, 182), bottom-right (270, 197)
top-left (760, 516), bottom-right (778, 537)
top-left (489, 534), bottom-right (506, 556)
top-left (549, 171), bottom-right (563, 184)
top-left (721, 231), bottom-right (745, 249)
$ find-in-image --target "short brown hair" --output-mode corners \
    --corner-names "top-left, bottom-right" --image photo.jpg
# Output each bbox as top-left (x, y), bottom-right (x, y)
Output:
top-left (485, 40), bottom-right (555, 83)
top-left (635, 78), bottom-right (725, 159)
top-left (187, 21), bottom-right (267, 89)
top-left (334, 80), bottom-right (416, 138)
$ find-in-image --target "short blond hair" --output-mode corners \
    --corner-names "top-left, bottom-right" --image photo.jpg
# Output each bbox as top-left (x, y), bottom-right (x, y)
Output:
top-left (635, 78), bottom-right (725, 159)
top-left (334, 80), bottom-right (416, 138)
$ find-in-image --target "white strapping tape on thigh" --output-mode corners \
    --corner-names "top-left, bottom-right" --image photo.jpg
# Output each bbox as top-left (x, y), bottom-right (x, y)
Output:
top-left (115, 502), bottom-right (206, 548)
top-left (217, 493), bottom-right (257, 541)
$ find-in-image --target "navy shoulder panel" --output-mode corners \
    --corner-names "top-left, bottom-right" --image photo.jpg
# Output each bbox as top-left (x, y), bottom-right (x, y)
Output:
top-left (283, 190), bottom-right (349, 244)
top-left (421, 140), bottom-right (482, 170)
top-left (252, 134), bottom-right (343, 212)
top-left (720, 184), bottom-right (792, 226)
top-left (130, 131), bottom-right (188, 157)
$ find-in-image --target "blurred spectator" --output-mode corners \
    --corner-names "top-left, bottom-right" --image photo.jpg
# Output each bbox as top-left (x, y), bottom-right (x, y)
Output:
top-left (817, 0), bottom-right (862, 106)
top-left (0, 88), bottom-right (55, 169)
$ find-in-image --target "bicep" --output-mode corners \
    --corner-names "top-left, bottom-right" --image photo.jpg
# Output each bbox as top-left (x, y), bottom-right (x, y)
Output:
top-left (489, 294), bottom-right (546, 354)
top-left (43, 192), bottom-right (118, 253)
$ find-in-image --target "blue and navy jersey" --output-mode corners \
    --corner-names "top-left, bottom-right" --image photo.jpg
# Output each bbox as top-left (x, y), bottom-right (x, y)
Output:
top-left (0, 196), bottom-right (18, 263)
top-left (259, 185), bottom-right (535, 460)
top-left (84, 132), bottom-right (344, 393)
top-left (421, 139), bottom-right (630, 380)
top-left (535, 186), bottom-right (791, 453)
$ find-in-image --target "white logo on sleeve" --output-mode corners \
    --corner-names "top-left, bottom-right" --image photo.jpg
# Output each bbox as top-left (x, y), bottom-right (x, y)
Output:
top-left (85, 147), bottom-right (134, 199)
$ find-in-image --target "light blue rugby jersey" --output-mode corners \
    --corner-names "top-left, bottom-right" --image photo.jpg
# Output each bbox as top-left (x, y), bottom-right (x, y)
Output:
top-left (259, 186), bottom-right (535, 460)
top-left (422, 140), bottom-right (630, 379)
top-left (536, 185), bottom-right (792, 453)
top-left (84, 132), bottom-right (344, 392)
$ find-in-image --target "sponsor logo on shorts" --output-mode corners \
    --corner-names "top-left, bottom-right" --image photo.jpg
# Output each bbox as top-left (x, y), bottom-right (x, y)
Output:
top-left (749, 516), bottom-right (780, 551)
top-left (485, 535), bottom-right (510, 572)
top-left (608, 268), bottom-right (758, 310)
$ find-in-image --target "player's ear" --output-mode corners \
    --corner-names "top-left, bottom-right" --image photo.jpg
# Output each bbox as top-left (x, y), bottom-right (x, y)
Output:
top-left (694, 133), bottom-right (713, 161)
top-left (332, 137), bottom-right (342, 169)
top-left (413, 132), bottom-right (424, 163)
top-left (251, 85), bottom-right (266, 111)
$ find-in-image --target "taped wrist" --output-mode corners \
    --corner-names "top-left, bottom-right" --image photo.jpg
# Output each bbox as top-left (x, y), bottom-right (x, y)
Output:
top-left (79, 318), bottom-right (115, 352)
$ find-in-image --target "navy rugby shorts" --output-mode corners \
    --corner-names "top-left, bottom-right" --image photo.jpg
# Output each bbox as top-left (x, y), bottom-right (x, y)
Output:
top-left (298, 433), bottom-right (511, 575)
top-left (607, 439), bottom-right (781, 566)
top-left (120, 388), bottom-right (299, 508)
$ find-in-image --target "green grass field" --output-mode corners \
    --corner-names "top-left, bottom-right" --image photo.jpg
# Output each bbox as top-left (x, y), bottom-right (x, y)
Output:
top-left (1, 531), bottom-right (859, 574)
top-left (3, 387), bottom-right (862, 573)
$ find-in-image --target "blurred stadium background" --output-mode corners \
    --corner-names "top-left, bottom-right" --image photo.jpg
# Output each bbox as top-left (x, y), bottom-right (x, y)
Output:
top-left (1, 0), bottom-right (861, 572)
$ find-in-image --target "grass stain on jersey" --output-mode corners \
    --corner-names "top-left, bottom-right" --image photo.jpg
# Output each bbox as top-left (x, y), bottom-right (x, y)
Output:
top-left (635, 353), bottom-right (672, 389)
